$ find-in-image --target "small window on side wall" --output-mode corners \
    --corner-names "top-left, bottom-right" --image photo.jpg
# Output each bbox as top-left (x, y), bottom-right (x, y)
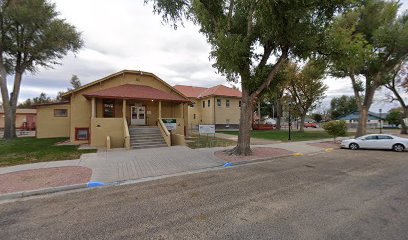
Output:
top-left (226, 99), bottom-right (230, 108)
top-left (54, 109), bottom-right (68, 117)
top-left (202, 101), bottom-right (205, 108)
top-left (75, 128), bottom-right (89, 141)
top-left (208, 100), bottom-right (211, 107)
top-left (239, 101), bottom-right (242, 107)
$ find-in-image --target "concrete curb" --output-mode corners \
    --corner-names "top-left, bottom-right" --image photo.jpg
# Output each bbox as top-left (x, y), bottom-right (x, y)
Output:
top-left (0, 183), bottom-right (87, 201)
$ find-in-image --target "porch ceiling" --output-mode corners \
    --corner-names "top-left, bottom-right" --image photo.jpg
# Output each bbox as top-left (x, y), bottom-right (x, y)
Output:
top-left (83, 84), bottom-right (190, 103)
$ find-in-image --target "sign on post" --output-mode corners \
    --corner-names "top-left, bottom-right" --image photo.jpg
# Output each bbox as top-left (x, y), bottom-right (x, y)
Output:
top-left (199, 124), bottom-right (215, 134)
top-left (163, 119), bottom-right (177, 130)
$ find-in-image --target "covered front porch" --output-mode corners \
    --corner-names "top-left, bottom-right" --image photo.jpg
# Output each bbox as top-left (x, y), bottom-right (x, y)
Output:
top-left (83, 84), bottom-right (190, 149)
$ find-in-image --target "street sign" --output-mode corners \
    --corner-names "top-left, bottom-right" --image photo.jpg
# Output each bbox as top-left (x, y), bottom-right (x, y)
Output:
top-left (199, 124), bottom-right (215, 134)
top-left (162, 119), bottom-right (177, 130)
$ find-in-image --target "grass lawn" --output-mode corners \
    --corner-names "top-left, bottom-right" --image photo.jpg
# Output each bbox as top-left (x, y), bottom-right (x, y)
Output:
top-left (0, 137), bottom-right (97, 167)
top-left (219, 130), bottom-right (351, 142)
top-left (186, 134), bottom-right (236, 149)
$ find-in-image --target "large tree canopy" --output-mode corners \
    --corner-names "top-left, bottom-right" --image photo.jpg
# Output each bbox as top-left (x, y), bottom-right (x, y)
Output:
top-left (326, 0), bottom-right (408, 136)
top-left (0, 0), bottom-right (82, 139)
top-left (147, 0), bottom-right (353, 155)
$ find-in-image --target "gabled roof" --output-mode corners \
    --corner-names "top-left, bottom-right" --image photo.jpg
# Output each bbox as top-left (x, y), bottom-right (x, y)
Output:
top-left (62, 70), bottom-right (189, 101)
top-left (173, 85), bottom-right (208, 98)
top-left (83, 84), bottom-right (190, 102)
top-left (174, 84), bottom-right (241, 99)
top-left (338, 111), bottom-right (386, 121)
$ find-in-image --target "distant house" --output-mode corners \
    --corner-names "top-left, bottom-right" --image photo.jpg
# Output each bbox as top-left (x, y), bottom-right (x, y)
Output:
top-left (337, 111), bottom-right (386, 128)
top-left (174, 85), bottom-right (242, 129)
top-left (0, 107), bottom-right (36, 130)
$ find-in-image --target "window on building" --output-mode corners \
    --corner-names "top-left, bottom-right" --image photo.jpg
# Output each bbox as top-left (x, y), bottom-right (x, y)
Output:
top-left (208, 99), bottom-right (211, 107)
top-left (217, 99), bottom-right (221, 107)
top-left (202, 101), bottom-right (205, 108)
top-left (190, 103), bottom-right (195, 108)
top-left (226, 119), bottom-right (230, 127)
top-left (54, 109), bottom-right (68, 117)
top-left (226, 99), bottom-right (230, 108)
top-left (193, 114), bottom-right (196, 119)
top-left (239, 101), bottom-right (241, 107)
top-left (103, 100), bottom-right (115, 118)
top-left (75, 128), bottom-right (89, 141)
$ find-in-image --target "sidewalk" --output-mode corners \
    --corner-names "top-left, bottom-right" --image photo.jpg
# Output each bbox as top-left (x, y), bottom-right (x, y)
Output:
top-left (0, 138), bottom-right (345, 199)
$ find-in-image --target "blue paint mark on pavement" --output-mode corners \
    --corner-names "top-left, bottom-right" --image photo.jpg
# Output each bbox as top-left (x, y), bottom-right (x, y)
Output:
top-left (223, 162), bottom-right (234, 167)
top-left (87, 182), bottom-right (106, 188)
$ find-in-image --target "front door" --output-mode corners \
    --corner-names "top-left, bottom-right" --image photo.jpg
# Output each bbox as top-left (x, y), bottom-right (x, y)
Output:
top-left (131, 106), bottom-right (146, 125)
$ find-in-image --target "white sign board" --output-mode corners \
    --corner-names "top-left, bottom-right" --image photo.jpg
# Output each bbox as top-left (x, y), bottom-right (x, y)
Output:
top-left (162, 119), bottom-right (177, 130)
top-left (404, 118), bottom-right (408, 126)
top-left (199, 124), bottom-right (215, 134)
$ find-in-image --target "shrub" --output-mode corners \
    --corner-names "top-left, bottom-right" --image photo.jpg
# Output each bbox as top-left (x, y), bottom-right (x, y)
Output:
top-left (322, 120), bottom-right (347, 141)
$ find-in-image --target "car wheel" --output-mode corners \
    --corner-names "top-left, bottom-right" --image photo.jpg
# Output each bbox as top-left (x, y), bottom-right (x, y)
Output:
top-left (349, 143), bottom-right (359, 150)
top-left (392, 144), bottom-right (405, 152)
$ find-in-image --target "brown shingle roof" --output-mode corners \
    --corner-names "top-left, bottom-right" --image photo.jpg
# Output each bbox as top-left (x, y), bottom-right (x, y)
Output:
top-left (83, 84), bottom-right (190, 102)
top-left (174, 84), bottom-right (241, 99)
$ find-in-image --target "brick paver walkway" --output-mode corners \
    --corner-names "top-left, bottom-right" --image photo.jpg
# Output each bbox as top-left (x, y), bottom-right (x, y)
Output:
top-left (80, 146), bottom-right (225, 183)
top-left (0, 166), bottom-right (91, 194)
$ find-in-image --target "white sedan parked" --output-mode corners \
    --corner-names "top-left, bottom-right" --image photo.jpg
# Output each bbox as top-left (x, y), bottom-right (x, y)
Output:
top-left (341, 134), bottom-right (408, 152)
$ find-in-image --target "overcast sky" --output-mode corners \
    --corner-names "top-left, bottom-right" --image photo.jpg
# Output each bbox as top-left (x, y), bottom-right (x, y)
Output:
top-left (11, 0), bottom-right (408, 112)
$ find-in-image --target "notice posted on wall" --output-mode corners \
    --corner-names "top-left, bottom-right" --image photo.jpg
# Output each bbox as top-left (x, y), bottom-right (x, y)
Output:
top-left (163, 119), bottom-right (177, 130)
top-left (199, 124), bottom-right (215, 134)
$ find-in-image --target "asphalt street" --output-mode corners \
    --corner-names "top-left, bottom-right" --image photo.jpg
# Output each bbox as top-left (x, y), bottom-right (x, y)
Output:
top-left (1, 149), bottom-right (408, 240)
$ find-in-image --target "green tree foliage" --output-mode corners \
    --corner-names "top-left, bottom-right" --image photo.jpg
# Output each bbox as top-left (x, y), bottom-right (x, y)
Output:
top-left (0, 0), bottom-right (83, 139)
top-left (384, 61), bottom-right (408, 134)
top-left (322, 120), bottom-right (348, 141)
top-left (386, 108), bottom-right (403, 127)
top-left (330, 95), bottom-right (359, 119)
top-left (146, 0), bottom-right (353, 155)
top-left (69, 74), bottom-right (81, 90)
top-left (326, 0), bottom-right (408, 137)
top-left (18, 92), bottom-right (52, 108)
top-left (312, 113), bottom-right (323, 123)
top-left (259, 61), bottom-right (293, 129)
top-left (287, 60), bottom-right (328, 132)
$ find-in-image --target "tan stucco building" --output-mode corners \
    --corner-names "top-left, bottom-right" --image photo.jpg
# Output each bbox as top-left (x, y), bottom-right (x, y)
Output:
top-left (174, 85), bottom-right (242, 130)
top-left (36, 70), bottom-right (191, 149)
top-left (0, 107), bottom-right (36, 130)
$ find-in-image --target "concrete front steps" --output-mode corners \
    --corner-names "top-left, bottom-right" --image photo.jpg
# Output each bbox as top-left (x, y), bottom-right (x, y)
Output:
top-left (129, 126), bottom-right (168, 149)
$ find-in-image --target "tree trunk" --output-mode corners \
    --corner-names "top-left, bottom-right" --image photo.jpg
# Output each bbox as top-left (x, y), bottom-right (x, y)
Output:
top-left (228, 88), bottom-right (253, 156)
top-left (1, 71), bottom-right (23, 139)
top-left (401, 107), bottom-right (408, 135)
top-left (356, 106), bottom-right (369, 137)
top-left (275, 101), bottom-right (282, 130)
top-left (299, 113), bottom-right (306, 132)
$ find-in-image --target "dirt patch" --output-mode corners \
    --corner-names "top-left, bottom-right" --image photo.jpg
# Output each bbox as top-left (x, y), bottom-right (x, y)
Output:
top-left (0, 166), bottom-right (91, 194)
top-left (214, 147), bottom-right (294, 163)
top-left (307, 141), bottom-right (340, 149)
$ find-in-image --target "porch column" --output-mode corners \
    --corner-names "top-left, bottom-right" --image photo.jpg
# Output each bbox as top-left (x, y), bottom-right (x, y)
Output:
top-left (122, 99), bottom-right (126, 119)
top-left (91, 97), bottom-right (96, 118)
top-left (158, 101), bottom-right (162, 119)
